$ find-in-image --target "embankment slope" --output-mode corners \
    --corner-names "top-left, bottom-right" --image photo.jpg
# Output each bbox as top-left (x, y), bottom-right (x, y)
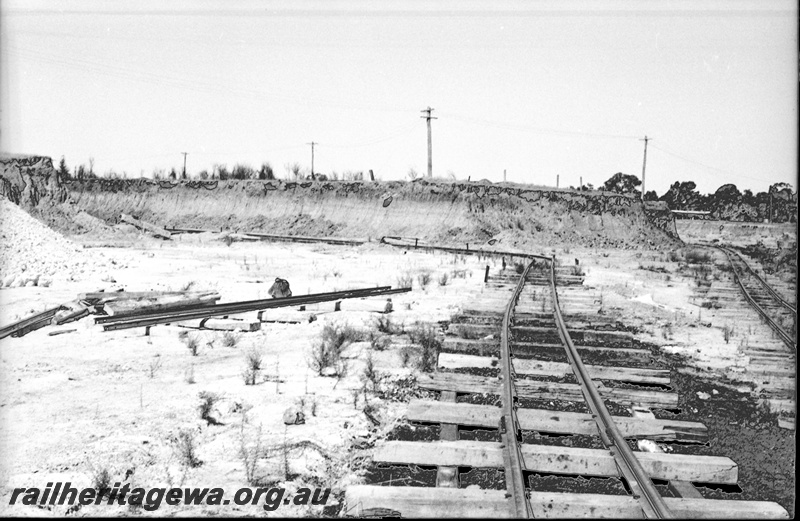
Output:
top-left (64, 177), bottom-right (679, 249)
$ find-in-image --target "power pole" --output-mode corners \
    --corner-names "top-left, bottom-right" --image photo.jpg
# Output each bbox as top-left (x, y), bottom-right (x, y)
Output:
top-left (420, 107), bottom-right (436, 178)
top-left (640, 135), bottom-right (652, 201)
top-left (556, 174), bottom-right (559, 188)
top-left (503, 169), bottom-right (506, 182)
top-left (307, 141), bottom-right (317, 180)
top-left (181, 152), bottom-right (188, 179)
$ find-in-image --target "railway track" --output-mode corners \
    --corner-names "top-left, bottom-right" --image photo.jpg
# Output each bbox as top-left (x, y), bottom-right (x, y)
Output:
top-left (345, 253), bottom-right (789, 518)
top-left (714, 246), bottom-right (796, 350)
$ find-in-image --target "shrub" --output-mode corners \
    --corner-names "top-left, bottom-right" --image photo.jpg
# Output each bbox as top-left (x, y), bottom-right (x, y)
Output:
top-left (513, 261), bottom-right (526, 274)
top-left (417, 270), bottom-right (432, 289)
top-left (396, 272), bottom-right (413, 288)
top-left (239, 420), bottom-right (265, 486)
top-left (198, 391), bottom-right (221, 423)
top-left (243, 348), bottom-right (263, 385)
top-left (148, 356), bottom-right (163, 379)
top-left (91, 466), bottom-right (113, 498)
top-left (308, 323), bottom-right (362, 376)
top-left (407, 324), bottom-right (441, 372)
top-left (368, 330), bottom-right (391, 351)
top-left (438, 272), bottom-right (449, 286)
top-left (375, 315), bottom-right (396, 334)
top-left (172, 429), bottom-right (202, 468)
top-left (221, 331), bottom-right (238, 348)
top-left (184, 336), bottom-right (200, 356)
top-left (362, 353), bottom-right (382, 392)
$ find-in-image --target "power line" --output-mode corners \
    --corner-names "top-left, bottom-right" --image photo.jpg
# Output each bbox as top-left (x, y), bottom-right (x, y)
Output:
top-left (438, 111), bottom-right (640, 140)
top-left (649, 143), bottom-right (770, 184)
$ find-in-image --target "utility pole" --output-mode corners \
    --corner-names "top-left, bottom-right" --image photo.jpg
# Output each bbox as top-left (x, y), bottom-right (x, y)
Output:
top-left (580, 176), bottom-right (583, 190)
top-left (503, 169), bottom-right (506, 182)
top-left (640, 135), bottom-right (652, 201)
top-left (420, 107), bottom-right (436, 178)
top-left (307, 141), bottom-right (317, 180)
top-left (556, 174), bottom-right (559, 188)
top-left (181, 152), bottom-right (188, 179)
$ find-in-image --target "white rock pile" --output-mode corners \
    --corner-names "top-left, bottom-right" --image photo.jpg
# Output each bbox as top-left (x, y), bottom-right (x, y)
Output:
top-left (0, 197), bottom-right (107, 287)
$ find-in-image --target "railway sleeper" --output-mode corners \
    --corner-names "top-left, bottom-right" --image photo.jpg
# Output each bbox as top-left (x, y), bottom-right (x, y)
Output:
top-left (405, 400), bottom-right (706, 443)
top-left (438, 352), bottom-right (670, 386)
top-left (345, 484), bottom-right (789, 518)
top-left (418, 372), bottom-right (678, 409)
top-left (372, 440), bottom-right (738, 484)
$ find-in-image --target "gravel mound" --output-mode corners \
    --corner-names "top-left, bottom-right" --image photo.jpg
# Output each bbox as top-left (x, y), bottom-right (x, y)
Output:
top-left (0, 197), bottom-right (109, 287)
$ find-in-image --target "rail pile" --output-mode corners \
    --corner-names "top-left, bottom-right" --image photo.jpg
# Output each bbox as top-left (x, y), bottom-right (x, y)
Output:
top-left (344, 249), bottom-right (789, 518)
top-left (0, 287), bottom-right (409, 338)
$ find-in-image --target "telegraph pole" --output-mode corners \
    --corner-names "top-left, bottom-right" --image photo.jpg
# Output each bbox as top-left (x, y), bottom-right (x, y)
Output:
top-left (181, 152), bottom-right (188, 179)
top-left (640, 135), bottom-right (651, 201)
top-left (307, 141), bottom-right (317, 180)
top-left (420, 107), bottom-right (437, 178)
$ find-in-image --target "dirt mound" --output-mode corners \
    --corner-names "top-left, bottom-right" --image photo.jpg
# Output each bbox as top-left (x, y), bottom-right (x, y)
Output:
top-left (0, 197), bottom-right (110, 287)
top-left (65, 178), bottom-right (679, 250)
top-left (0, 154), bottom-right (67, 209)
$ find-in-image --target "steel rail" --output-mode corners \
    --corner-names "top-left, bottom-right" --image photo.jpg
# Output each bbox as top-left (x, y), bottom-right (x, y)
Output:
top-left (95, 286), bottom-right (393, 324)
top-left (548, 256), bottom-right (673, 519)
top-left (0, 305), bottom-right (67, 340)
top-left (722, 247), bottom-right (796, 316)
top-left (499, 260), bottom-right (534, 518)
top-left (716, 247), bottom-right (796, 349)
top-left (99, 287), bottom-right (410, 331)
top-left (380, 236), bottom-right (551, 261)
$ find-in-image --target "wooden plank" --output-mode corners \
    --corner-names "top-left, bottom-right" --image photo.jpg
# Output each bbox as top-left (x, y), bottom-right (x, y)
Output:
top-left (171, 317), bottom-right (261, 332)
top-left (406, 400), bottom-right (707, 442)
top-left (344, 486), bottom-right (510, 518)
top-left (103, 292), bottom-right (220, 316)
top-left (437, 353), bottom-right (670, 385)
top-left (345, 486), bottom-right (789, 519)
top-left (632, 406), bottom-right (704, 499)
top-left (373, 440), bottom-right (738, 483)
top-left (419, 373), bottom-right (678, 408)
top-left (442, 338), bottom-right (651, 362)
top-left (120, 213), bottom-right (172, 239)
top-left (79, 290), bottom-right (189, 302)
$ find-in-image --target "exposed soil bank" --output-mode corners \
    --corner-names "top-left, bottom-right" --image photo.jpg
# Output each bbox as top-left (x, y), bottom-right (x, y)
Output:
top-left (62, 177), bottom-right (679, 249)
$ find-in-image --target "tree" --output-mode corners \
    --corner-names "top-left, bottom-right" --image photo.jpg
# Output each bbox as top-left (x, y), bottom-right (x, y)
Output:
top-left (644, 190), bottom-right (658, 201)
top-left (708, 183), bottom-right (754, 220)
top-left (660, 181), bottom-right (704, 210)
top-left (407, 168), bottom-right (419, 180)
top-left (602, 172), bottom-right (641, 194)
top-left (289, 163), bottom-right (303, 180)
top-left (197, 170), bottom-right (209, 180)
top-left (258, 162), bottom-right (275, 180)
top-left (168, 168), bottom-right (178, 180)
top-left (231, 163), bottom-right (256, 180)
top-left (75, 164), bottom-right (87, 181)
top-left (57, 156), bottom-right (70, 180)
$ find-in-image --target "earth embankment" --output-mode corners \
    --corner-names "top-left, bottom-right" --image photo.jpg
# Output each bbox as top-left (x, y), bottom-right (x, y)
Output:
top-left (63, 177), bottom-right (679, 249)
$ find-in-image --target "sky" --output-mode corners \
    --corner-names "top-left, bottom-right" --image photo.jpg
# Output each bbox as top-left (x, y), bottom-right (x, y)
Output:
top-left (1, 0), bottom-right (797, 195)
